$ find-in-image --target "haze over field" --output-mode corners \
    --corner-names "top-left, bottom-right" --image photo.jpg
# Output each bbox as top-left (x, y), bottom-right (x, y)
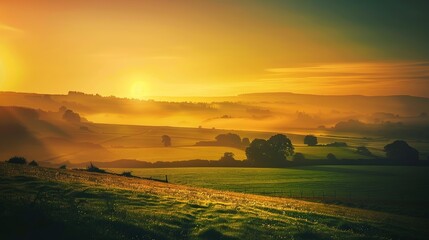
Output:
top-left (1, 91), bottom-right (428, 165)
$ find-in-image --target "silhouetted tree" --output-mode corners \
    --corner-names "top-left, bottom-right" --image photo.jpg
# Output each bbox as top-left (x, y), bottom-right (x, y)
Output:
top-left (246, 139), bottom-right (271, 163)
top-left (28, 160), bottom-right (38, 167)
top-left (161, 135), bottom-right (172, 147)
top-left (245, 134), bottom-right (294, 165)
top-left (384, 140), bottom-right (419, 161)
top-left (6, 156), bottom-right (27, 164)
top-left (293, 153), bottom-right (306, 161)
top-left (268, 134), bottom-right (294, 161)
top-left (327, 153), bottom-right (337, 161)
top-left (242, 137), bottom-right (250, 146)
top-left (356, 146), bottom-right (372, 156)
top-left (219, 152), bottom-right (235, 162)
top-left (304, 135), bottom-right (318, 146)
top-left (215, 133), bottom-right (241, 147)
top-left (62, 109), bottom-right (81, 122)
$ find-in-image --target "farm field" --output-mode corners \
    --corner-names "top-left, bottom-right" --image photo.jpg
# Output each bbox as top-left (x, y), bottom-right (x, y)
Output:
top-left (1, 163), bottom-right (428, 240)
top-left (107, 166), bottom-right (429, 217)
top-left (44, 122), bottom-right (428, 164)
top-left (71, 123), bottom-right (429, 161)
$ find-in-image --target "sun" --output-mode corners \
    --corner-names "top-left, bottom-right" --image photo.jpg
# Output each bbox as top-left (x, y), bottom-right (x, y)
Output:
top-left (130, 80), bottom-right (148, 99)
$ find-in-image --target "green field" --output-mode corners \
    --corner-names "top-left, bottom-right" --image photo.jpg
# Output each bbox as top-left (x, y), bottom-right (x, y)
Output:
top-left (40, 122), bottom-right (429, 164)
top-left (108, 166), bottom-right (429, 217)
top-left (1, 163), bottom-right (429, 239)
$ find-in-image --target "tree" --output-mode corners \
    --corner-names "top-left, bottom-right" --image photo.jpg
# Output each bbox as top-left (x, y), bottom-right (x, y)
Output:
top-left (293, 153), bottom-right (306, 161)
top-left (62, 109), bottom-right (81, 122)
top-left (245, 134), bottom-right (294, 166)
top-left (384, 140), bottom-right (419, 161)
top-left (219, 152), bottom-right (235, 162)
top-left (304, 135), bottom-right (318, 146)
top-left (215, 133), bottom-right (241, 147)
top-left (327, 153), bottom-right (337, 161)
top-left (356, 146), bottom-right (372, 156)
top-left (245, 139), bottom-right (271, 163)
top-left (267, 134), bottom-right (294, 161)
top-left (28, 160), bottom-right (38, 166)
top-left (6, 156), bottom-right (27, 164)
top-left (161, 135), bottom-right (172, 147)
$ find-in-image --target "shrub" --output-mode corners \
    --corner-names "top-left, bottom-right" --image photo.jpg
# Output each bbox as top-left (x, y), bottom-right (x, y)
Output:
top-left (219, 152), bottom-right (235, 162)
top-left (356, 146), bottom-right (372, 156)
top-left (86, 162), bottom-right (106, 173)
top-left (59, 165), bottom-right (67, 169)
top-left (293, 153), bottom-right (306, 161)
top-left (6, 156), bottom-right (27, 164)
top-left (28, 160), bottom-right (39, 167)
top-left (326, 142), bottom-right (348, 147)
top-left (327, 153), bottom-right (337, 161)
top-left (121, 171), bottom-right (133, 177)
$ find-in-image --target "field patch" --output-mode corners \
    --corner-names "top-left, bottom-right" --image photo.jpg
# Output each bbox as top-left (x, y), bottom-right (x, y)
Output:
top-left (1, 163), bottom-right (428, 239)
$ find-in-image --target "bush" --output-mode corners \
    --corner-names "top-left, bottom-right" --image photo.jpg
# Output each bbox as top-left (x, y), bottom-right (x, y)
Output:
top-left (327, 153), bottom-right (337, 161)
top-left (59, 165), bottom-right (67, 169)
top-left (28, 160), bottom-right (39, 167)
top-left (356, 146), bottom-right (372, 156)
top-left (6, 156), bottom-right (27, 164)
top-left (293, 153), bottom-right (306, 161)
top-left (86, 163), bottom-right (106, 173)
top-left (121, 171), bottom-right (133, 177)
top-left (326, 142), bottom-right (348, 147)
top-left (219, 152), bottom-right (235, 162)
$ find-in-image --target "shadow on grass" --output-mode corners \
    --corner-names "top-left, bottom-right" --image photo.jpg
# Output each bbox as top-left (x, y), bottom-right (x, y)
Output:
top-left (198, 228), bottom-right (238, 240)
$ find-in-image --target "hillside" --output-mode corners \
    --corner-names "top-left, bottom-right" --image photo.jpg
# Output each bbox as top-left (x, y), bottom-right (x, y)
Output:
top-left (1, 163), bottom-right (428, 239)
top-left (1, 91), bottom-right (429, 134)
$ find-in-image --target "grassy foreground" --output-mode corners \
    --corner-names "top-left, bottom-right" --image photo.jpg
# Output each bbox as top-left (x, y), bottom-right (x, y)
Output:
top-left (0, 163), bottom-right (428, 240)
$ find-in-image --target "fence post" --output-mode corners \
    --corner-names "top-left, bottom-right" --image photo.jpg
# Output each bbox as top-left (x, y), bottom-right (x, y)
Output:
top-left (165, 175), bottom-right (168, 183)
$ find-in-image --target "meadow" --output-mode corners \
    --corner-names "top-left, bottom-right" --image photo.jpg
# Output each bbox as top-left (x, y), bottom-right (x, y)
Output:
top-left (107, 166), bottom-right (429, 217)
top-left (1, 163), bottom-right (428, 240)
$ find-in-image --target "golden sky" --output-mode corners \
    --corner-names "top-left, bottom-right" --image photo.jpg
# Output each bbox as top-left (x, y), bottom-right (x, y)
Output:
top-left (1, 0), bottom-right (429, 98)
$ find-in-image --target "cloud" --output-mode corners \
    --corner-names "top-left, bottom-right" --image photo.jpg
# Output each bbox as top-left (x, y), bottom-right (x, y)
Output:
top-left (261, 62), bottom-right (429, 96)
top-left (0, 23), bottom-right (23, 33)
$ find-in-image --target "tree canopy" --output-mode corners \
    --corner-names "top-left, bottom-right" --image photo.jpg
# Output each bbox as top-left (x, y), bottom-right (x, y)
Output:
top-left (245, 134), bottom-right (294, 166)
top-left (384, 140), bottom-right (419, 161)
top-left (304, 135), bottom-right (318, 146)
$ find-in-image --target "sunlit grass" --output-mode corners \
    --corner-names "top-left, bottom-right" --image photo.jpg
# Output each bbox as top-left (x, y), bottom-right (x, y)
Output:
top-left (1, 163), bottom-right (428, 239)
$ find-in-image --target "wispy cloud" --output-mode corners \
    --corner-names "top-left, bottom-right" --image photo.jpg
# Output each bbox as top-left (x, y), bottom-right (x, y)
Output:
top-left (265, 62), bottom-right (429, 83)
top-left (0, 23), bottom-right (23, 33)
top-left (261, 62), bottom-right (429, 96)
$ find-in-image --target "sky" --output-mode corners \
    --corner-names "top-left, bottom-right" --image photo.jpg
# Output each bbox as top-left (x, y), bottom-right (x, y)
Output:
top-left (1, 0), bottom-right (429, 98)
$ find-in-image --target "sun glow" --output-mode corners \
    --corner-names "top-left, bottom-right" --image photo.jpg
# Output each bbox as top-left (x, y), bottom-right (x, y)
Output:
top-left (0, 44), bottom-right (22, 89)
top-left (130, 80), bottom-right (149, 100)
